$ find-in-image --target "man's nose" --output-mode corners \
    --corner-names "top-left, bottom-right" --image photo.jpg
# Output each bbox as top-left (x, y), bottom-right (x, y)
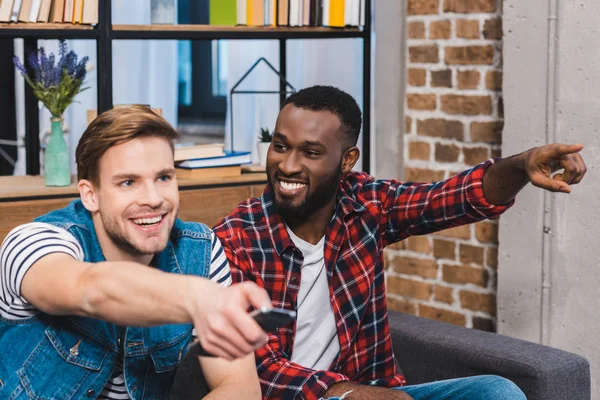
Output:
top-left (279, 151), bottom-right (302, 176)
top-left (140, 182), bottom-right (163, 208)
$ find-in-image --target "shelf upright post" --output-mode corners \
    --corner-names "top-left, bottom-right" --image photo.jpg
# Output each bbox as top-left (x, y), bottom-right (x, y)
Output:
top-left (279, 38), bottom-right (287, 108)
top-left (24, 38), bottom-right (40, 175)
top-left (97, 0), bottom-right (113, 113)
top-left (361, 0), bottom-right (372, 174)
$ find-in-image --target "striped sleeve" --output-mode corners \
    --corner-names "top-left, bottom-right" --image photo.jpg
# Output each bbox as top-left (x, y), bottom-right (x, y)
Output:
top-left (0, 222), bottom-right (84, 319)
top-left (208, 231), bottom-right (232, 287)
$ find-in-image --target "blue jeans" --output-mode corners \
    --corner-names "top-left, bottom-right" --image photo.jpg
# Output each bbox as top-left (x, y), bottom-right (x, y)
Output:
top-left (324, 375), bottom-right (526, 400)
top-left (395, 375), bottom-right (527, 400)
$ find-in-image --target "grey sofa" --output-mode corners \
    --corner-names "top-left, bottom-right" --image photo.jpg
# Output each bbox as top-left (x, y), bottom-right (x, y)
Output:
top-left (170, 311), bottom-right (591, 399)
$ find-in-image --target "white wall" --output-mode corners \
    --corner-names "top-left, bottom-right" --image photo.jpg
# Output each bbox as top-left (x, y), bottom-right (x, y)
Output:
top-left (500, 0), bottom-right (600, 396)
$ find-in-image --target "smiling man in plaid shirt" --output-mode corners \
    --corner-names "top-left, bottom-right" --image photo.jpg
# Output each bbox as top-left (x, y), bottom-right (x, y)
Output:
top-left (213, 86), bottom-right (586, 400)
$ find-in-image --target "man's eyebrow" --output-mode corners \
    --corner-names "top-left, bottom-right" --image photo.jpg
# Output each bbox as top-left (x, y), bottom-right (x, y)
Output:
top-left (272, 132), bottom-right (288, 141)
top-left (303, 140), bottom-right (326, 149)
top-left (111, 173), bottom-right (140, 182)
top-left (157, 167), bottom-right (177, 176)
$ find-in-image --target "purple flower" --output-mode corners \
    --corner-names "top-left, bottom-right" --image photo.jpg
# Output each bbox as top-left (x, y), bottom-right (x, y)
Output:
top-left (27, 52), bottom-right (41, 82)
top-left (13, 56), bottom-right (27, 76)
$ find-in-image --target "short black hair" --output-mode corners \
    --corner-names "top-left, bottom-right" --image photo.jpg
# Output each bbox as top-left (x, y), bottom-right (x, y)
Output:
top-left (282, 85), bottom-right (362, 147)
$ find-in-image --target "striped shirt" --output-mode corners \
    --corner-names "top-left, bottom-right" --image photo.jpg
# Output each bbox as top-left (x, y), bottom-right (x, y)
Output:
top-left (0, 222), bottom-right (231, 399)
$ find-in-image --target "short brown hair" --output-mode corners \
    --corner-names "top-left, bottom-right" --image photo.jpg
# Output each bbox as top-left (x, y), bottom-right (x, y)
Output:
top-left (76, 105), bottom-right (179, 185)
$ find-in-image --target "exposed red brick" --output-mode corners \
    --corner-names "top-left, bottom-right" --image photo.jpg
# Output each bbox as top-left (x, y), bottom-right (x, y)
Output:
top-left (405, 167), bottom-right (445, 182)
top-left (435, 143), bottom-right (461, 162)
top-left (387, 296), bottom-right (418, 315)
top-left (431, 69), bottom-right (452, 87)
top-left (409, 141), bottom-right (431, 161)
top-left (445, 46), bottom-right (494, 65)
top-left (388, 276), bottom-right (433, 300)
top-left (433, 239), bottom-right (456, 259)
top-left (459, 244), bottom-right (485, 265)
top-left (456, 19), bottom-right (480, 39)
top-left (441, 95), bottom-right (493, 115)
top-left (390, 256), bottom-right (437, 279)
top-left (417, 119), bottom-right (464, 140)
top-left (457, 70), bottom-right (481, 89)
top-left (408, 68), bottom-right (427, 86)
top-left (470, 121), bottom-right (503, 143)
top-left (410, 45), bottom-right (439, 63)
top-left (460, 290), bottom-right (496, 314)
top-left (408, 0), bottom-right (439, 15)
top-left (476, 221), bottom-right (498, 243)
top-left (463, 146), bottom-right (489, 165)
top-left (408, 21), bottom-right (426, 39)
top-left (430, 20), bottom-right (451, 39)
top-left (443, 264), bottom-right (488, 287)
top-left (483, 18), bottom-right (502, 40)
top-left (434, 285), bottom-right (454, 304)
top-left (443, 0), bottom-right (496, 13)
top-left (485, 70), bottom-right (503, 90)
top-left (408, 94), bottom-right (437, 110)
top-left (420, 304), bottom-right (466, 326)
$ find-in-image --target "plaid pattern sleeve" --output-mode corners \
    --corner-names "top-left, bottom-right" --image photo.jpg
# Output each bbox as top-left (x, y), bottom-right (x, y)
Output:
top-left (213, 159), bottom-right (512, 400)
top-left (354, 158), bottom-right (514, 246)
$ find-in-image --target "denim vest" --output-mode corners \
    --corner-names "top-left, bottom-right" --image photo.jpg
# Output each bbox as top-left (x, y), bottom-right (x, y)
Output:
top-left (0, 200), bottom-right (212, 400)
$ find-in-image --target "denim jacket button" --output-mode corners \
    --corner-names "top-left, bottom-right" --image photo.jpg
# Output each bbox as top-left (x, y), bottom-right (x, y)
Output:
top-left (87, 389), bottom-right (95, 397)
top-left (117, 338), bottom-right (121, 347)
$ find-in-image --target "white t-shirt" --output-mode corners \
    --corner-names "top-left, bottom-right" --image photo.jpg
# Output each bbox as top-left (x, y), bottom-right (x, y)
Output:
top-left (287, 227), bottom-right (340, 370)
top-left (0, 222), bottom-right (232, 400)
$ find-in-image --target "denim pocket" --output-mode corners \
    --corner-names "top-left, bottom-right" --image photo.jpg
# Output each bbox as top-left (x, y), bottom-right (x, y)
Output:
top-left (149, 328), bottom-right (192, 373)
top-left (17, 326), bottom-right (110, 400)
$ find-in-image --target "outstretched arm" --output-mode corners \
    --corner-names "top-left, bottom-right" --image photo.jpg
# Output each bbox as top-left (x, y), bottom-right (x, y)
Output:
top-left (482, 143), bottom-right (586, 205)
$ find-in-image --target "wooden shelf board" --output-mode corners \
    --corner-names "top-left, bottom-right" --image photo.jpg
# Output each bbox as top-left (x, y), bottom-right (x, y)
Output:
top-left (0, 22), bottom-right (95, 30)
top-left (112, 24), bottom-right (361, 33)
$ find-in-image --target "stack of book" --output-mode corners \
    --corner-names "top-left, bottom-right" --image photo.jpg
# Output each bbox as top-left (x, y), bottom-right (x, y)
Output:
top-left (174, 142), bottom-right (252, 180)
top-left (210, 0), bottom-right (366, 28)
top-left (0, 0), bottom-right (98, 24)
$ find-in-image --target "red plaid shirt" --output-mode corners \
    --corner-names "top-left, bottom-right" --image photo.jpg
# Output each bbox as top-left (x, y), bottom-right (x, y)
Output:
top-left (213, 160), bottom-right (512, 400)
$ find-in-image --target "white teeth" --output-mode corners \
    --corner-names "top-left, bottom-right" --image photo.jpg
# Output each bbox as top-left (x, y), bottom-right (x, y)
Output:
top-left (133, 216), bottom-right (163, 225)
top-left (280, 181), bottom-right (306, 191)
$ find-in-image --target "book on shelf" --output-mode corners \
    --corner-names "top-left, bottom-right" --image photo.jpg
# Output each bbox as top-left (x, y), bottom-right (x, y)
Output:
top-left (17, 0), bottom-right (31, 22)
top-left (176, 150), bottom-right (252, 169)
top-left (71, 0), bottom-right (83, 23)
top-left (50, 0), bottom-right (65, 23)
top-left (176, 164), bottom-right (242, 180)
top-left (81, 0), bottom-right (98, 24)
top-left (209, 0), bottom-right (236, 26)
top-left (28, 0), bottom-right (41, 22)
top-left (0, 0), bottom-right (15, 22)
top-left (10, 0), bottom-right (22, 22)
top-left (174, 142), bottom-right (225, 162)
top-left (62, 0), bottom-right (73, 23)
top-left (277, 0), bottom-right (288, 26)
top-left (37, 0), bottom-right (52, 22)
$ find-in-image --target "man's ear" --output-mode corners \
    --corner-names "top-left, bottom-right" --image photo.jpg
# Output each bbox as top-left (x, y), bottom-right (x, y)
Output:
top-left (341, 146), bottom-right (360, 174)
top-left (78, 179), bottom-right (99, 212)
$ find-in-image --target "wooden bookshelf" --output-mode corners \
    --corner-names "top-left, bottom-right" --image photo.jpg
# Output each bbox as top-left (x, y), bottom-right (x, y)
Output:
top-left (0, 22), bottom-right (97, 38)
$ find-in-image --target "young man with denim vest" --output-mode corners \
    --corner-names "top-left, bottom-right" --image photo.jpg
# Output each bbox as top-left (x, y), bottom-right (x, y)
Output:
top-left (213, 86), bottom-right (587, 400)
top-left (0, 106), bottom-right (271, 399)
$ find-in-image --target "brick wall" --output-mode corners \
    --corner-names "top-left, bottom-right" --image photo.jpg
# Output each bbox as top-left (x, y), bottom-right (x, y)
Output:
top-left (385, 0), bottom-right (503, 331)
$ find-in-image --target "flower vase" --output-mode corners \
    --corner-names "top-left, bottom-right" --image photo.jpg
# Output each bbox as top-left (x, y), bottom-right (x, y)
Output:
top-left (45, 117), bottom-right (71, 187)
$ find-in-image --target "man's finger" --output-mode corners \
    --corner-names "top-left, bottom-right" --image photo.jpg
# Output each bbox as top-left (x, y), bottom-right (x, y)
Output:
top-left (546, 143), bottom-right (584, 158)
top-left (531, 172), bottom-right (571, 193)
top-left (240, 281), bottom-right (273, 312)
top-left (557, 155), bottom-right (580, 184)
top-left (571, 153), bottom-right (587, 184)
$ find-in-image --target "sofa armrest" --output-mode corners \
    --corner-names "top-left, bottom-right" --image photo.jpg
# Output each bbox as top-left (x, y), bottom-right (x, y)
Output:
top-left (388, 311), bottom-right (590, 400)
